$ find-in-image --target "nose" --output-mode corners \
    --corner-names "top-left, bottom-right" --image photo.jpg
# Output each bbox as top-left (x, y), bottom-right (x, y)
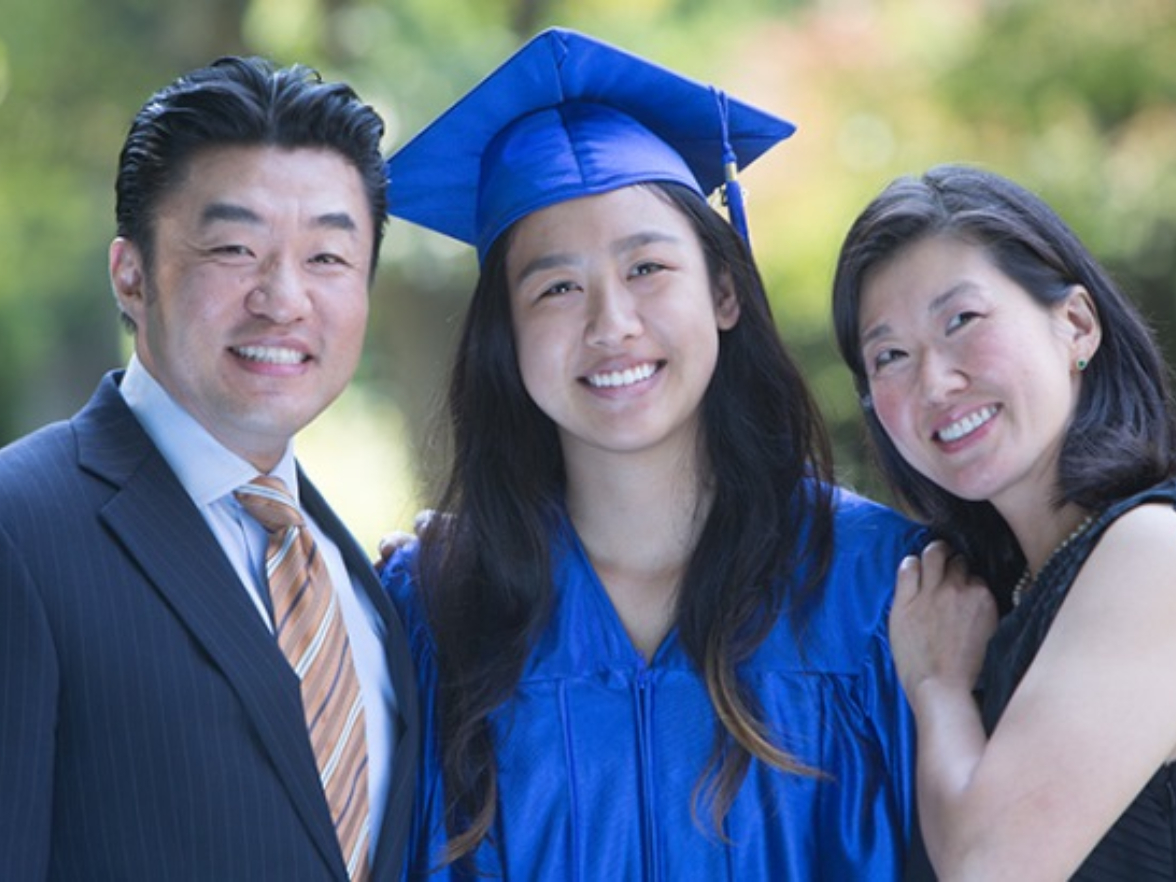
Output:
top-left (918, 348), bottom-right (967, 404)
top-left (244, 257), bottom-right (310, 324)
top-left (585, 281), bottom-right (642, 348)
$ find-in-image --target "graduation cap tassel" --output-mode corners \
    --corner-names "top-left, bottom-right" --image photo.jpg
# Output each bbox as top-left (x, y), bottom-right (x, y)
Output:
top-left (712, 87), bottom-right (750, 245)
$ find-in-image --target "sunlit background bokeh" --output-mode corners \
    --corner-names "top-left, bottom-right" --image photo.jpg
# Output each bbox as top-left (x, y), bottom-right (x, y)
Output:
top-left (2, 0), bottom-right (1174, 552)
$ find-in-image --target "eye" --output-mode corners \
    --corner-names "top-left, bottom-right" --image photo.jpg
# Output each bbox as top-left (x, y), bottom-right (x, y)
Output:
top-left (868, 346), bottom-right (907, 375)
top-left (629, 261), bottom-right (666, 279)
top-left (211, 244), bottom-right (254, 258)
top-left (946, 310), bottom-right (980, 333)
top-left (310, 252), bottom-right (348, 266)
top-left (539, 280), bottom-right (579, 299)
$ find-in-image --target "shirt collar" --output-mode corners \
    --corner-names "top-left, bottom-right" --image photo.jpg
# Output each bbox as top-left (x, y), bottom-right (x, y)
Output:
top-left (120, 354), bottom-right (299, 507)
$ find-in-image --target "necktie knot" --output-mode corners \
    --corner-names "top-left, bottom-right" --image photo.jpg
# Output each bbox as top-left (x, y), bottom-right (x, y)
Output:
top-left (235, 476), bottom-right (304, 535)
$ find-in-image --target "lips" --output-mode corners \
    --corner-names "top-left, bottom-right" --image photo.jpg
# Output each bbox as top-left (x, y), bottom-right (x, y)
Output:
top-left (584, 361), bottom-right (660, 389)
top-left (232, 345), bottom-right (309, 366)
top-left (935, 404), bottom-right (998, 443)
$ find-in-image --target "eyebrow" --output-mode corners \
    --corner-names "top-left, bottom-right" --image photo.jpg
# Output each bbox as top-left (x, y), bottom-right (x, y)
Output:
top-left (514, 251), bottom-right (580, 287)
top-left (613, 230), bottom-right (681, 253)
top-left (200, 202), bottom-right (263, 227)
top-left (199, 202), bottom-right (359, 233)
top-left (315, 212), bottom-right (360, 233)
top-left (859, 281), bottom-right (977, 347)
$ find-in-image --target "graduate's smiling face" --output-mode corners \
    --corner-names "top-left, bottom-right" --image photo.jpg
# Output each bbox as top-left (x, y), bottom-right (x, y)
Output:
top-left (505, 184), bottom-right (739, 465)
top-left (111, 145), bottom-right (374, 471)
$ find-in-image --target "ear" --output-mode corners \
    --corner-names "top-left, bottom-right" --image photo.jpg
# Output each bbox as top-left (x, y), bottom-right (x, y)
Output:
top-left (714, 270), bottom-right (741, 331)
top-left (1059, 285), bottom-right (1101, 367)
top-left (110, 237), bottom-right (146, 325)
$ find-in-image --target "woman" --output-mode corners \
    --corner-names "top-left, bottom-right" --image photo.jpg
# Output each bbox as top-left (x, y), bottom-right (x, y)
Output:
top-left (832, 163), bottom-right (1176, 879)
top-left (382, 28), bottom-right (925, 879)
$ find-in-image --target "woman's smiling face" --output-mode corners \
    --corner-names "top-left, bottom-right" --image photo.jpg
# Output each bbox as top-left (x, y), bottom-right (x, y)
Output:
top-left (505, 184), bottom-right (739, 465)
top-left (857, 234), bottom-right (1096, 514)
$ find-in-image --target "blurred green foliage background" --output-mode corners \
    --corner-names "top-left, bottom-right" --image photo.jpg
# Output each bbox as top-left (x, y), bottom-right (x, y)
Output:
top-left (1, 0), bottom-right (1174, 550)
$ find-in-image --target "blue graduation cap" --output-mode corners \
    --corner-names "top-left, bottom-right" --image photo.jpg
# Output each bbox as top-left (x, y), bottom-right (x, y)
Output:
top-left (385, 27), bottom-right (796, 262)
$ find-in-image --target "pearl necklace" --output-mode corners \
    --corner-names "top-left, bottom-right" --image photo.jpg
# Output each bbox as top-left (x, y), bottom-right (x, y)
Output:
top-left (1011, 514), bottom-right (1096, 608)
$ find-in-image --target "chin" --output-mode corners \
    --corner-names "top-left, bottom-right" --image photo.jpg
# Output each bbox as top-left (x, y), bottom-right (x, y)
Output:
top-left (940, 477), bottom-right (1002, 504)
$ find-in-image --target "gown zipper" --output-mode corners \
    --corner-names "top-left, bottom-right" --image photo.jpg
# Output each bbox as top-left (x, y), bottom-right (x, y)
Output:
top-left (634, 662), bottom-right (659, 882)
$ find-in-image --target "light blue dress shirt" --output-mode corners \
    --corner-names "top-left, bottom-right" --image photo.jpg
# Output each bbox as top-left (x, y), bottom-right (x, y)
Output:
top-left (120, 355), bottom-right (395, 854)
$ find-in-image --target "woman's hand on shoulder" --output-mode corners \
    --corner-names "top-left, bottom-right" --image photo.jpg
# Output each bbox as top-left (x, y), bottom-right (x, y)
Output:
top-left (373, 509), bottom-right (441, 566)
top-left (889, 540), bottom-right (998, 701)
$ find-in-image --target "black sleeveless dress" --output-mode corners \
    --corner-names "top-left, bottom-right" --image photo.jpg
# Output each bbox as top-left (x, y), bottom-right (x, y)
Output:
top-left (977, 480), bottom-right (1176, 880)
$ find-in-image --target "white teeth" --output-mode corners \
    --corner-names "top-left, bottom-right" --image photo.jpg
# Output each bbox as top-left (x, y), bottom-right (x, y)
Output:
top-left (937, 406), bottom-right (997, 442)
top-left (234, 345), bottom-right (306, 365)
top-left (587, 362), bottom-right (657, 389)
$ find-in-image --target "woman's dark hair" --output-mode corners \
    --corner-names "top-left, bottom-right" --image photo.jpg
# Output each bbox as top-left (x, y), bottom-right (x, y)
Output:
top-left (422, 181), bottom-right (836, 867)
top-left (832, 163), bottom-right (1176, 596)
top-left (115, 56), bottom-right (387, 288)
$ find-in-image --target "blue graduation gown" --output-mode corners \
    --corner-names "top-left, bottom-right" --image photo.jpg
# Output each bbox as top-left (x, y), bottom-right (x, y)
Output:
top-left (384, 488), bottom-right (924, 881)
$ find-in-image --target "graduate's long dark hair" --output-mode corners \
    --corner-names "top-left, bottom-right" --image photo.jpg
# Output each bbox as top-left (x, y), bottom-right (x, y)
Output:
top-left (420, 182), bottom-right (836, 867)
top-left (832, 164), bottom-right (1176, 603)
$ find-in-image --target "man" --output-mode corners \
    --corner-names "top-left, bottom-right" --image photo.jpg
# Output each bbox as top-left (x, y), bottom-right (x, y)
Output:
top-left (0, 57), bottom-right (417, 880)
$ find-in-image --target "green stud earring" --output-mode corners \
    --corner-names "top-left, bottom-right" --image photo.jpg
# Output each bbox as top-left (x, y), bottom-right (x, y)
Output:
top-left (1077, 358), bottom-right (1089, 371)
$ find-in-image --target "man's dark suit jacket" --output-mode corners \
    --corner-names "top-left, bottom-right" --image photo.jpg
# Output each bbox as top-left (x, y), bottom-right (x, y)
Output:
top-left (0, 372), bottom-right (419, 880)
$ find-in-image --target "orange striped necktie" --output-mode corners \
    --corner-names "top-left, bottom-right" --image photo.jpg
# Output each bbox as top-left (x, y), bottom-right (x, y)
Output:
top-left (235, 476), bottom-right (371, 881)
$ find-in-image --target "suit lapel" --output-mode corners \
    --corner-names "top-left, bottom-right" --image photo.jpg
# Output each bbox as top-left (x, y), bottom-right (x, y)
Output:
top-left (76, 375), bottom-right (347, 878)
top-left (300, 472), bottom-right (420, 881)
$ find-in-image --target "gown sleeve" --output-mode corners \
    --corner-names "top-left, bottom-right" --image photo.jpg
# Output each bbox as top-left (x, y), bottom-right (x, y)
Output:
top-left (381, 543), bottom-right (453, 881)
top-left (833, 490), bottom-right (928, 879)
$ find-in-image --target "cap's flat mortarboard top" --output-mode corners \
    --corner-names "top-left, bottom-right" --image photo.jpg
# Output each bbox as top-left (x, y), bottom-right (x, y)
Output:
top-left (385, 27), bottom-right (795, 261)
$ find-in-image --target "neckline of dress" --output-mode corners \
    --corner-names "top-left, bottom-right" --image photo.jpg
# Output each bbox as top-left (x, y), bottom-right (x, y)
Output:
top-left (1011, 514), bottom-right (1097, 608)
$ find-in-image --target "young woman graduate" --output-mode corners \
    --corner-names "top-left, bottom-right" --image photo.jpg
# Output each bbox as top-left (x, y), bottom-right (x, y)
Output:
top-left (381, 28), bottom-right (926, 880)
top-left (832, 164), bottom-right (1176, 880)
